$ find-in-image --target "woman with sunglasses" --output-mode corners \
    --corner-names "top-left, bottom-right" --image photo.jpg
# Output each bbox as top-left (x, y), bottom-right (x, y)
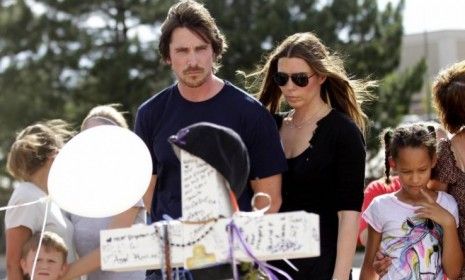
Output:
top-left (249, 32), bottom-right (375, 280)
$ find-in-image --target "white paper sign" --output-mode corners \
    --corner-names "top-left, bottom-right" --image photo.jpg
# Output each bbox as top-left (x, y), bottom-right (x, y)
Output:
top-left (181, 150), bottom-right (232, 221)
top-left (100, 148), bottom-right (320, 272)
top-left (101, 211), bottom-right (319, 271)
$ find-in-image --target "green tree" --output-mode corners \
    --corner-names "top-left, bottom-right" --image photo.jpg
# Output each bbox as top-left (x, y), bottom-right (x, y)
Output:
top-left (0, 0), bottom-right (425, 181)
top-left (0, 0), bottom-right (172, 185)
top-left (0, 0), bottom-right (172, 138)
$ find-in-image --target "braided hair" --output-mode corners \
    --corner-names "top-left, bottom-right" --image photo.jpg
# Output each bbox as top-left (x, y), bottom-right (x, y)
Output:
top-left (382, 123), bottom-right (437, 184)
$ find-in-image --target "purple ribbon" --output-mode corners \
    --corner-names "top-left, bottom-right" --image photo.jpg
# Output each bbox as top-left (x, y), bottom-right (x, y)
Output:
top-left (227, 220), bottom-right (293, 280)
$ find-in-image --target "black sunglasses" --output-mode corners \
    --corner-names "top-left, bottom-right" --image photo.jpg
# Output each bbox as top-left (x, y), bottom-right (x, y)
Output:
top-left (273, 72), bottom-right (316, 87)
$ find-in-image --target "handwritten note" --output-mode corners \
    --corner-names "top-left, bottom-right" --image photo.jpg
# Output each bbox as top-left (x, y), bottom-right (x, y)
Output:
top-left (100, 152), bottom-right (320, 272)
top-left (100, 222), bottom-right (185, 271)
top-left (224, 211), bottom-right (320, 261)
top-left (180, 150), bottom-right (232, 221)
top-left (101, 211), bottom-right (319, 271)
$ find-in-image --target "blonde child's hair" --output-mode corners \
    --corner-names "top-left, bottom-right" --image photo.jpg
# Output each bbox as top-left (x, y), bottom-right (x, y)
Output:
top-left (81, 104), bottom-right (128, 130)
top-left (7, 120), bottom-right (74, 181)
top-left (21, 231), bottom-right (68, 263)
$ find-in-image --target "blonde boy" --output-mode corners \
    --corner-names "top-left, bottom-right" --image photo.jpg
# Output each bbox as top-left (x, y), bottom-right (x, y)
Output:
top-left (20, 231), bottom-right (68, 280)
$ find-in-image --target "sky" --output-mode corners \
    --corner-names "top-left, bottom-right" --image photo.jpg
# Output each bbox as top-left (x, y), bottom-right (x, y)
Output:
top-left (380, 0), bottom-right (465, 34)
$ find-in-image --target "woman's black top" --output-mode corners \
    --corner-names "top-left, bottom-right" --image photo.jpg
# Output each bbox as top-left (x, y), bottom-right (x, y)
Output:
top-left (273, 109), bottom-right (365, 280)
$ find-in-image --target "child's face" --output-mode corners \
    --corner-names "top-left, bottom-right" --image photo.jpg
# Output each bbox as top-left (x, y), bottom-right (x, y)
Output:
top-left (21, 247), bottom-right (67, 280)
top-left (393, 146), bottom-right (436, 197)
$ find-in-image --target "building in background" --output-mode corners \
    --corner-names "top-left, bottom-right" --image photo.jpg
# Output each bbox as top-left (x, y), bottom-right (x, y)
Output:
top-left (367, 30), bottom-right (465, 180)
top-left (399, 29), bottom-right (465, 118)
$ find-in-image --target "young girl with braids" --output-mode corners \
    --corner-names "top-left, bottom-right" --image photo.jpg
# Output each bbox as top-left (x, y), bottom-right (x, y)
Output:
top-left (359, 123), bottom-right (448, 247)
top-left (360, 124), bottom-right (463, 280)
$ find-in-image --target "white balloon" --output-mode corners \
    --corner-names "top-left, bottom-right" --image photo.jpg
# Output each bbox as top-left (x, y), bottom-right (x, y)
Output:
top-left (48, 125), bottom-right (152, 218)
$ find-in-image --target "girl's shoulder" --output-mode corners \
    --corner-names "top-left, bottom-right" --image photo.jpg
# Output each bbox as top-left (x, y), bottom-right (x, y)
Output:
top-left (8, 182), bottom-right (45, 205)
top-left (436, 190), bottom-right (459, 225)
top-left (371, 192), bottom-right (398, 206)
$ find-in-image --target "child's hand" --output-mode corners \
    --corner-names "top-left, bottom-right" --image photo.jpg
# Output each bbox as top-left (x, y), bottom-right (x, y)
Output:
top-left (414, 189), bottom-right (456, 229)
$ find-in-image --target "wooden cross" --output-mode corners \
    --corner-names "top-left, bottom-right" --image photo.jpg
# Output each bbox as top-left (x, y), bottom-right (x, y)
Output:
top-left (100, 150), bottom-right (319, 272)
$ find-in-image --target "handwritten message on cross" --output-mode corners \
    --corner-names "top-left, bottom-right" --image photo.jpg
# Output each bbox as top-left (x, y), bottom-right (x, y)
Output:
top-left (99, 123), bottom-right (320, 276)
top-left (100, 151), bottom-right (320, 273)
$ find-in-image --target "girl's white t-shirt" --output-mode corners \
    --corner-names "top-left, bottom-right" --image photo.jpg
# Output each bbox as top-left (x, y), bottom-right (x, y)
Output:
top-left (363, 191), bottom-right (459, 280)
top-left (5, 181), bottom-right (76, 263)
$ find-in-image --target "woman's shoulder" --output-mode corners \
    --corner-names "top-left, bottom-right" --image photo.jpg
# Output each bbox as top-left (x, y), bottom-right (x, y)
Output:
top-left (272, 111), bottom-right (291, 129)
top-left (320, 110), bottom-right (365, 149)
top-left (321, 110), bottom-right (360, 133)
top-left (436, 138), bottom-right (455, 165)
top-left (437, 138), bottom-right (452, 152)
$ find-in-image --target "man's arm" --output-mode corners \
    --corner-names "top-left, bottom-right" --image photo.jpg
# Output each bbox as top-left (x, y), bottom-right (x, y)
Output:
top-left (143, 175), bottom-right (157, 215)
top-left (250, 174), bottom-right (282, 213)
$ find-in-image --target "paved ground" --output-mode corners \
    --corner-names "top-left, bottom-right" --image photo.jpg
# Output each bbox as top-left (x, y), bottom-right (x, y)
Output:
top-left (353, 250), bottom-right (364, 267)
top-left (0, 255), bottom-right (5, 279)
top-left (352, 251), bottom-right (364, 279)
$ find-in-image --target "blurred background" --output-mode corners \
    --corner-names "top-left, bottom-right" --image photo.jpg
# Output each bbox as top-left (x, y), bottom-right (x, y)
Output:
top-left (0, 0), bottom-right (464, 276)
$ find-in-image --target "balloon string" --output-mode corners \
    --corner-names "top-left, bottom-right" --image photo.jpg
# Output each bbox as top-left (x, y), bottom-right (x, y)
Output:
top-left (31, 196), bottom-right (51, 280)
top-left (0, 196), bottom-right (49, 279)
top-left (0, 197), bottom-right (48, 212)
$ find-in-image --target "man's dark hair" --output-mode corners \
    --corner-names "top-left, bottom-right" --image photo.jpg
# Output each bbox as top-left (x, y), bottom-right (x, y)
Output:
top-left (158, 0), bottom-right (228, 68)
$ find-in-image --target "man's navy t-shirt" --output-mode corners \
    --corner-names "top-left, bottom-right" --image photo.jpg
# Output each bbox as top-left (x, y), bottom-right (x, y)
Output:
top-left (135, 81), bottom-right (287, 222)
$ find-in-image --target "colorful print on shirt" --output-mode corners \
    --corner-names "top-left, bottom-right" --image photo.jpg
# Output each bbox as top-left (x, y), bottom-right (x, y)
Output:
top-left (382, 217), bottom-right (443, 280)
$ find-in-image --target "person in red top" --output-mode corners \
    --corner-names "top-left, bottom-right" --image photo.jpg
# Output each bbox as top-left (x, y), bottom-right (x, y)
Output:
top-left (358, 176), bottom-right (401, 246)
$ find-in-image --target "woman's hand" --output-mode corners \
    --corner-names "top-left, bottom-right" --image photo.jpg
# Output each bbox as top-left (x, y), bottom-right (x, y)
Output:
top-left (372, 251), bottom-right (392, 278)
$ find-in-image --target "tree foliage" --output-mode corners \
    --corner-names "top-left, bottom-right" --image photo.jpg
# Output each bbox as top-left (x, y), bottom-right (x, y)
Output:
top-left (0, 0), bottom-right (425, 186)
top-left (204, 0), bottom-right (425, 151)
